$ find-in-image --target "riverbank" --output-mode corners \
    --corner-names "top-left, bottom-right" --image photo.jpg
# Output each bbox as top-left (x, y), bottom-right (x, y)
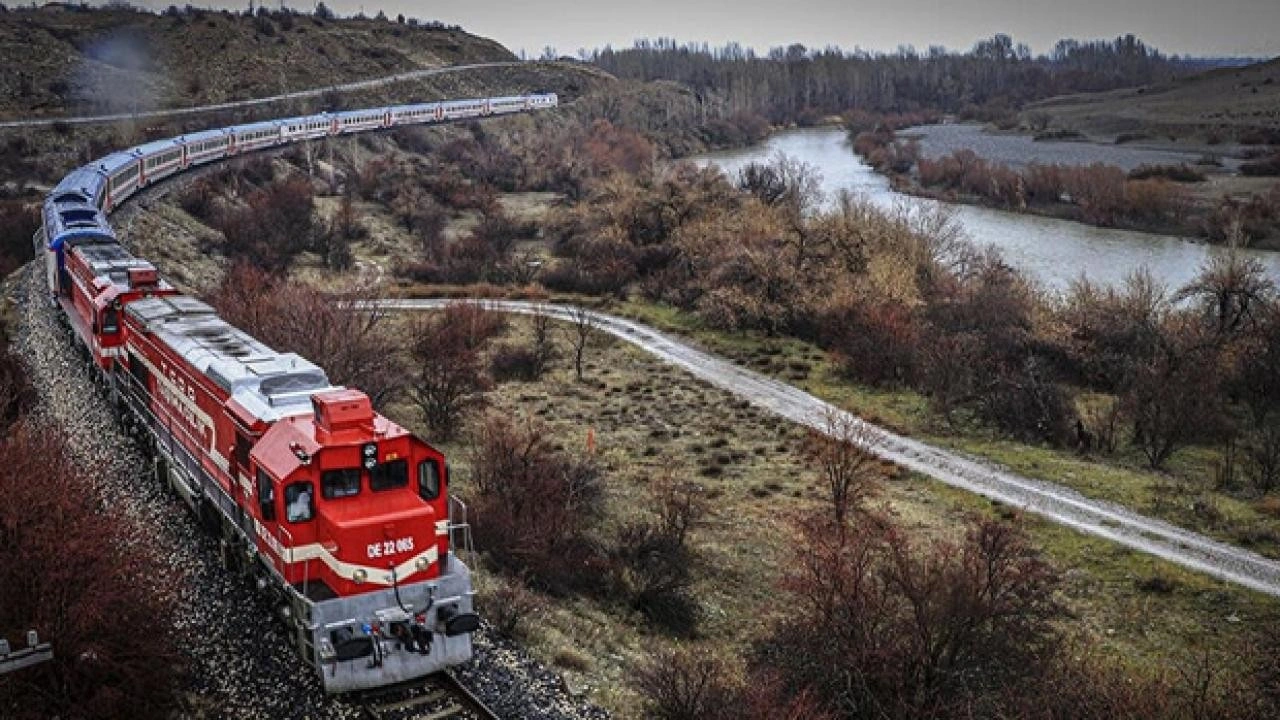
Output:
top-left (692, 126), bottom-right (1280, 290)
top-left (855, 122), bottom-right (1280, 247)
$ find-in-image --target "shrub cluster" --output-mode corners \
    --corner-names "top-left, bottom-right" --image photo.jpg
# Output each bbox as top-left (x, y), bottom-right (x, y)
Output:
top-left (1241, 152), bottom-right (1280, 177)
top-left (917, 151), bottom-right (1190, 227)
top-left (0, 200), bottom-right (38, 276)
top-left (467, 414), bottom-right (604, 593)
top-left (0, 423), bottom-right (183, 718)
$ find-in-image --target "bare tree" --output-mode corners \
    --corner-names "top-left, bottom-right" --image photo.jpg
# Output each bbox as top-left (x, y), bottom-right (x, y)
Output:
top-left (1175, 246), bottom-right (1275, 337)
top-left (208, 263), bottom-right (402, 406)
top-left (407, 306), bottom-right (494, 438)
top-left (804, 410), bottom-right (882, 530)
top-left (530, 305), bottom-right (556, 377)
top-left (562, 306), bottom-right (602, 381)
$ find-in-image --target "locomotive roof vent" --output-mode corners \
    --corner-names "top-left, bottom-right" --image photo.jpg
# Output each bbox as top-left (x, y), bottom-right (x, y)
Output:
top-left (127, 266), bottom-right (158, 289)
top-left (311, 389), bottom-right (374, 434)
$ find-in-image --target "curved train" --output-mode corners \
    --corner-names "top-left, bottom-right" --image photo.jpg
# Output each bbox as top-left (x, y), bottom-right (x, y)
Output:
top-left (36, 92), bottom-right (559, 692)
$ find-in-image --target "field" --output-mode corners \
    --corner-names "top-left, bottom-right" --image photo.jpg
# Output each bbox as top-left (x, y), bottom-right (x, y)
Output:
top-left (388, 310), bottom-right (1279, 718)
top-left (613, 301), bottom-right (1280, 560)
top-left (1023, 56), bottom-right (1280, 143)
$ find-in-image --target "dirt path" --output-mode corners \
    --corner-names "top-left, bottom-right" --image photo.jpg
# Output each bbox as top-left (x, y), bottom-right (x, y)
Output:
top-left (0, 61), bottom-right (524, 129)
top-left (375, 298), bottom-right (1280, 598)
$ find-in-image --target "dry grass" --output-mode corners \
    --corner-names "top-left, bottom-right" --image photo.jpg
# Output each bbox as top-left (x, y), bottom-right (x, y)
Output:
top-left (1024, 57), bottom-right (1280, 143)
top-left (382, 312), bottom-right (1280, 719)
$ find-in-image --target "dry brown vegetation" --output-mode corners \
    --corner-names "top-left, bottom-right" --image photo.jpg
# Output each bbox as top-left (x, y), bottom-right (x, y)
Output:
top-left (0, 331), bottom-right (183, 718)
top-left (0, 199), bottom-right (38, 277)
top-left (0, 4), bottom-right (514, 119)
top-left (916, 150), bottom-right (1192, 229)
top-left (207, 262), bottom-right (403, 406)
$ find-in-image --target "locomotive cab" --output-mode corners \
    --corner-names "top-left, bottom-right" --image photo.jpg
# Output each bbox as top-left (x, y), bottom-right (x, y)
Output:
top-left (250, 389), bottom-right (478, 691)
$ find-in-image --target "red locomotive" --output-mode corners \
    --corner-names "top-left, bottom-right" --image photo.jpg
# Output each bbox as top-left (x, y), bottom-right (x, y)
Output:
top-left (46, 205), bottom-right (479, 695)
top-left (36, 92), bottom-right (560, 693)
top-left (50, 236), bottom-right (481, 691)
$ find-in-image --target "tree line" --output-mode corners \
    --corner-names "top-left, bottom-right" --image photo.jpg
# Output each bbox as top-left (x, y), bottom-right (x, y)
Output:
top-left (589, 34), bottom-right (1195, 122)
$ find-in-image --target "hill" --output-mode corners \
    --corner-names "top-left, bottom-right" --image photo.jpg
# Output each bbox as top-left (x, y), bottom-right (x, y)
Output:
top-left (1024, 55), bottom-right (1280, 143)
top-left (0, 4), bottom-right (516, 119)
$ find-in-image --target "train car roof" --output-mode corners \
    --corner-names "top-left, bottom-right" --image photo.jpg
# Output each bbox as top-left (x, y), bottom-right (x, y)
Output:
top-left (44, 200), bottom-right (115, 249)
top-left (95, 150), bottom-right (141, 174)
top-left (51, 166), bottom-right (107, 204)
top-left (277, 114), bottom-right (330, 126)
top-left (125, 295), bottom-right (337, 422)
top-left (70, 242), bottom-right (157, 287)
top-left (332, 107), bottom-right (388, 119)
top-left (133, 138), bottom-right (183, 156)
top-left (228, 120), bottom-right (283, 135)
top-left (391, 102), bottom-right (439, 112)
top-left (179, 128), bottom-right (231, 144)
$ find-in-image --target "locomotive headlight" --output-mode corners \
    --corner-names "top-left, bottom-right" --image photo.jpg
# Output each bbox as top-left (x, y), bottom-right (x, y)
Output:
top-left (415, 556), bottom-right (429, 571)
top-left (352, 569), bottom-right (367, 584)
top-left (362, 443), bottom-right (377, 458)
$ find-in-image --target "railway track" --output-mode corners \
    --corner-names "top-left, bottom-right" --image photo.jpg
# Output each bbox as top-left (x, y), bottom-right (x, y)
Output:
top-left (359, 672), bottom-right (499, 720)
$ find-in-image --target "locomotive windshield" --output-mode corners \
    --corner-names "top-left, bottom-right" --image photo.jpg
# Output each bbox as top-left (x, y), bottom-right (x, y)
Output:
top-left (370, 460), bottom-right (408, 491)
top-left (321, 468), bottom-right (361, 499)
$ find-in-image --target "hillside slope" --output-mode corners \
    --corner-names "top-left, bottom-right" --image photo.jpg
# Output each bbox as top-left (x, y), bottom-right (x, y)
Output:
top-left (1025, 56), bottom-right (1280, 141)
top-left (0, 5), bottom-right (516, 119)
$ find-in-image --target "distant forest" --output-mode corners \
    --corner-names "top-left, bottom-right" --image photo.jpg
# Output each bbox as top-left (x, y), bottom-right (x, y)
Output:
top-left (589, 34), bottom-right (1215, 121)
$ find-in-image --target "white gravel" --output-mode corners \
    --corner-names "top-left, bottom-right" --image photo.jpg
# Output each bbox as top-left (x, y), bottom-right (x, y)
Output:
top-left (377, 299), bottom-right (1280, 598)
top-left (10, 263), bottom-right (608, 719)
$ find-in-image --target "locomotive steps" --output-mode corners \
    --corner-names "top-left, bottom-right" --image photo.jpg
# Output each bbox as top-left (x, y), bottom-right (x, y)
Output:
top-left (373, 298), bottom-right (1280, 599)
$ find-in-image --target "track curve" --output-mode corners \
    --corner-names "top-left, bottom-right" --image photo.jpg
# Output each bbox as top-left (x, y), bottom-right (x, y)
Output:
top-left (374, 298), bottom-right (1280, 598)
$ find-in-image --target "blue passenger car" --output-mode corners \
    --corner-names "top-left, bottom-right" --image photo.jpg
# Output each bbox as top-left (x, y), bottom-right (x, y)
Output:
top-left (42, 197), bottom-right (117, 297)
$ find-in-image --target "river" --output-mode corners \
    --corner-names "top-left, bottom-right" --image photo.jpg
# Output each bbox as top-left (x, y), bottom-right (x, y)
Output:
top-left (691, 126), bottom-right (1280, 292)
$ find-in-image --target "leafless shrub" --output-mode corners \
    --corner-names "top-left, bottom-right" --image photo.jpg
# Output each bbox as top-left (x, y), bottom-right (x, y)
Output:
top-left (475, 574), bottom-right (543, 639)
top-left (610, 477), bottom-right (707, 633)
top-left (803, 411), bottom-right (882, 528)
top-left (563, 306), bottom-right (602, 381)
top-left (468, 414), bottom-right (604, 592)
top-left (0, 427), bottom-right (184, 720)
top-left (634, 647), bottom-right (736, 720)
top-left (208, 263), bottom-right (402, 406)
top-left (407, 305), bottom-right (496, 438)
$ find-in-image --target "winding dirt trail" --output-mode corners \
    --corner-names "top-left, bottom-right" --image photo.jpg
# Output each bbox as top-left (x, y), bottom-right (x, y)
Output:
top-left (376, 298), bottom-right (1280, 598)
top-left (0, 61), bottom-right (525, 129)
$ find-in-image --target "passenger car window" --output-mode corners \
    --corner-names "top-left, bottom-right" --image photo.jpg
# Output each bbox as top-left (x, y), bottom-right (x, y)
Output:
top-left (321, 468), bottom-right (361, 499)
top-left (284, 482), bottom-right (314, 523)
top-left (370, 459), bottom-right (408, 491)
top-left (418, 459), bottom-right (442, 501)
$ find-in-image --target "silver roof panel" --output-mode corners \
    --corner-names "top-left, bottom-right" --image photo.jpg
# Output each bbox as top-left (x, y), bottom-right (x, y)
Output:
top-left (125, 296), bottom-right (334, 422)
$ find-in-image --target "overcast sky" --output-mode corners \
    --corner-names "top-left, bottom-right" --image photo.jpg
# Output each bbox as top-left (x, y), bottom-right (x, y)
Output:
top-left (127, 0), bottom-right (1280, 58)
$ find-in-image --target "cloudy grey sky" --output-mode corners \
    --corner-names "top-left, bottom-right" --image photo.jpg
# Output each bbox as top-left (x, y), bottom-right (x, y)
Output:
top-left (130, 0), bottom-right (1280, 58)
